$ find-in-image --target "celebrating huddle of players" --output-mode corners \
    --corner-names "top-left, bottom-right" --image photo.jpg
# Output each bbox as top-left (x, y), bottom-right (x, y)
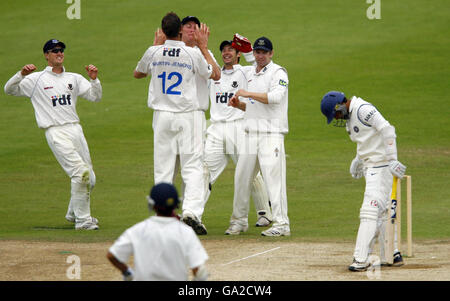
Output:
top-left (132, 12), bottom-right (291, 238)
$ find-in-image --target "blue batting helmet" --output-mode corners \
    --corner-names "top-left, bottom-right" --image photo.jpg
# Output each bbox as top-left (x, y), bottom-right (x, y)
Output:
top-left (320, 91), bottom-right (346, 124)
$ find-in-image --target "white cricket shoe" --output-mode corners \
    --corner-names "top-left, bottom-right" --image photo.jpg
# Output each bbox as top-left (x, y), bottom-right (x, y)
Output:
top-left (261, 226), bottom-right (290, 237)
top-left (225, 223), bottom-right (248, 235)
top-left (75, 217), bottom-right (99, 230)
top-left (255, 216), bottom-right (271, 227)
top-left (348, 259), bottom-right (370, 272)
top-left (182, 212), bottom-right (207, 235)
top-left (67, 215), bottom-right (98, 224)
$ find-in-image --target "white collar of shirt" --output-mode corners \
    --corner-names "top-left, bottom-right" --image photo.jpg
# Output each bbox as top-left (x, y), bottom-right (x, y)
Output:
top-left (44, 66), bottom-right (66, 76)
top-left (164, 40), bottom-right (186, 47)
top-left (254, 61), bottom-right (273, 76)
top-left (222, 64), bottom-right (242, 75)
top-left (149, 215), bottom-right (179, 224)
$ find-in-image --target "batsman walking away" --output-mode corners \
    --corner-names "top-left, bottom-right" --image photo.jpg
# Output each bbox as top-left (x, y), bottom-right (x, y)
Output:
top-left (4, 39), bottom-right (102, 230)
top-left (320, 91), bottom-right (407, 271)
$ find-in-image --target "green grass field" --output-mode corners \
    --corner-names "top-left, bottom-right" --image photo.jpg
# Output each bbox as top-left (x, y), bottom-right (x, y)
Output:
top-left (0, 0), bottom-right (449, 243)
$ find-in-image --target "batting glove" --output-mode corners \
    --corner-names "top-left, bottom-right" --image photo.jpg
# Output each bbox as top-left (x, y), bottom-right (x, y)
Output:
top-left (349, 157), bottom-right (364, 179)
top-left (232, 33), bottom-right (253, 53)
top-left (389, 160), bottom-right (406, 178)
top-left (122, 268), bottom-right (134, 281)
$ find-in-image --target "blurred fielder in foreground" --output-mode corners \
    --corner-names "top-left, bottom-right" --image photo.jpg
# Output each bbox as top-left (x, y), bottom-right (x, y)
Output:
top-left (107, 183), bottom-right (209, 281)
top-left (320, 91), bottom-right (406, 271)
top-left (4, 39), bottom-right (102, 230)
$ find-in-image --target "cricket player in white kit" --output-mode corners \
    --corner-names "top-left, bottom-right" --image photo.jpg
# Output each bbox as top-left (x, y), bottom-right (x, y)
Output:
top-left (205, 38), bottom-right (273, 234)
top-left (228, 37), bottom-right (290, 237)
top-left (321, 91), bottom-right (407, 271)
top-left (107, 183), bottom-right (209, 281)
top-left (4, 39), bottom-right (102, 230)
top-left (166, 15), bottom-right (222, 235)
top-left (133, 13), bottom-right (219, 235)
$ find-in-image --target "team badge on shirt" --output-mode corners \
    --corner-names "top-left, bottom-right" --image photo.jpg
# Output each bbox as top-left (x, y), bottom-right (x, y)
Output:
top-left (68, 84), bottom-right (73, 90)
top-left (231, 81), bottom-right (238, 88)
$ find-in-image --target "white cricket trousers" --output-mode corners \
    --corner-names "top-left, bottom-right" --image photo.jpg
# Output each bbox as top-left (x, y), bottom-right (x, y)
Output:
top-left (204, 120), bottom-right (271, 221)
top-left (152, 110), bottom-right (206, 219)
top-left (231, 132), bottom-right (289, 228)
top-left (353, 165), bottom-right (393, 262)
top-left (45, 123), bottom-right (96, 224)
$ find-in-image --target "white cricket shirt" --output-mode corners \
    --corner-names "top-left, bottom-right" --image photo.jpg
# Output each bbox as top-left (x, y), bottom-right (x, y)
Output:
top-left (135, 40), bottom-right (212, 112)
top-left (346, 96), bottom-right (393, 166)
top-left (109, 216), bottom-right (209, 281)
top-left (209, 64), bottom-right (252, 123)
top-left (4, 67), bottom-right (102, 129)
top-left (242, 61), bottom-right (289, 134)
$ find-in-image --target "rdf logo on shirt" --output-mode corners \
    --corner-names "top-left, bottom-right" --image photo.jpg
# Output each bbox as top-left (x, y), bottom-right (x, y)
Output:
top-left (163, 48), bottom-right (181, 57)
top-left (51, 94), bottom-right (72, 107)
top-left (216, 92), bottom-right (234, 104)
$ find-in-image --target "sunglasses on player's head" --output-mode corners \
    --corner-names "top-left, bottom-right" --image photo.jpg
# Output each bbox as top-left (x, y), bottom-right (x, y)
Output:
top-left (48, 48), bottom-right (64, 53)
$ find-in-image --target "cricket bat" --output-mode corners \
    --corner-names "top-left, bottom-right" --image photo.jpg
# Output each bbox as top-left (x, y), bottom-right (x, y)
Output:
top-left (384, 176), bottom-right (398, 265)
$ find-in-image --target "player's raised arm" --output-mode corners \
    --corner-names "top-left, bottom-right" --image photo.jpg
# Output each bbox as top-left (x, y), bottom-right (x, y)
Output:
top-left (4, 64), bottom-right (37, 97)
top-left (194, 23), bottom-right (221, 81)
top-left (232, 33), bottom-right (255, 64)
top-left (78, 64), bottom-right (102, 102)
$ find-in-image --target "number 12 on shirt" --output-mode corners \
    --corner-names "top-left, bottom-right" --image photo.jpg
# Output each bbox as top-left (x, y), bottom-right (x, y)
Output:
top-left (158, 71), bottom-right (182, 95)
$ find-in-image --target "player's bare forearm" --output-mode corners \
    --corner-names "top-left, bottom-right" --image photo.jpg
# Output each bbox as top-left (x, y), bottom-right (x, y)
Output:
top-left (133, 70), bottom-right (147, 79)
top-left (106, 252), bottom-right (129, 273)
top-left (198, 46), bottom-right (220, 80)
top-left (246, 92), bottom-right (269, 104)
top-left (235, 89), bottom-right (268, 104)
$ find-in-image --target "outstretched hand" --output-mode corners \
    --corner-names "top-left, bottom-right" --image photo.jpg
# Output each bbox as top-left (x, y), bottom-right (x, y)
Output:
top-left (194, 23), bottom-right (210, 50)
